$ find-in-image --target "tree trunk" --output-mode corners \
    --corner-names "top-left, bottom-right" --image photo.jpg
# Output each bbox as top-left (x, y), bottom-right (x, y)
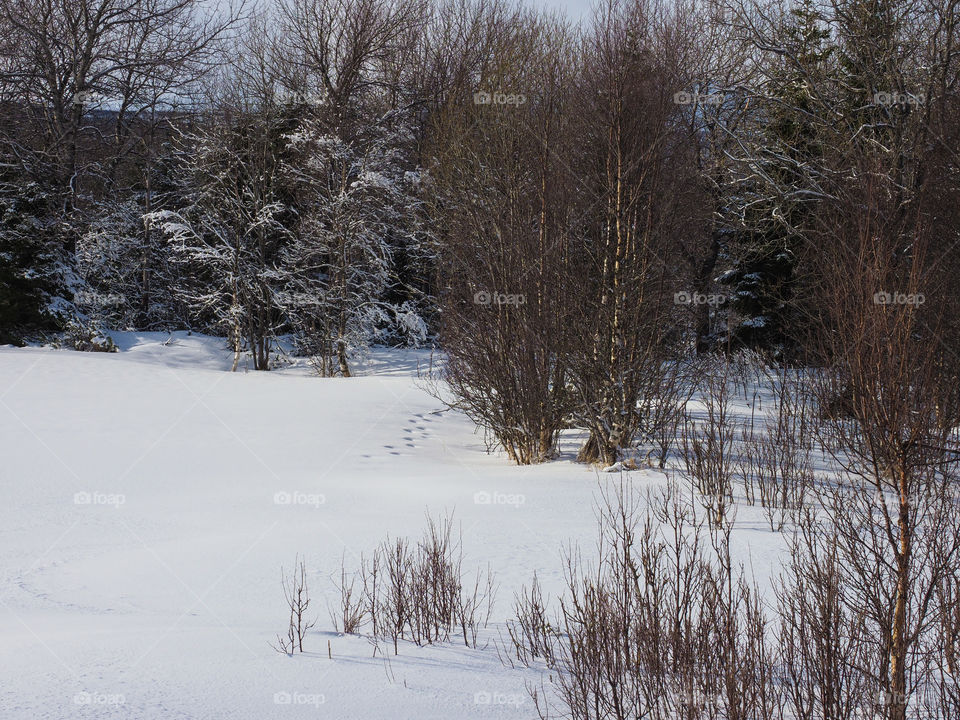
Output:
top-left (338, 340), bottom-right (351, 377)
top-left (889, 469), bottom-right (911, 720)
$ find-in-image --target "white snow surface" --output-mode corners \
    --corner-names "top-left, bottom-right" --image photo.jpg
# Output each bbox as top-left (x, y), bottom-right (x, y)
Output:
top-left (0, 333), bottom-right (787, 719)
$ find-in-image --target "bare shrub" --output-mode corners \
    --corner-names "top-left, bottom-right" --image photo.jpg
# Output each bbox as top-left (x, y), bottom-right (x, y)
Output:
top-left (729, 348), bottom-right (770, 403)
top-left (776, 508), bottom-right (873, 720)
top-left (638, 358), bottom-right (696, 469)
top-left (737, 365), bottom-right (814, 530)
top-left (340, 512), bottom-right (496, 655)
top-left (519, 481), bottom-right (778, 720)
top-left (330, 555), bottom-right (366, 634)
top-left (377, 536), bottom-right (414, 655)
top-left (680, 362), bottom-right (737, 528)
top-left (932, 567), bottom-right (960, 719)
top-left (938, 569), bottom-right (960, 679)
top-left (273, 555), bottom-right (316, 655)
top-left (505, 573), bottom-right (556, 668)
top-left (804, 170), bottom-right (960, 720)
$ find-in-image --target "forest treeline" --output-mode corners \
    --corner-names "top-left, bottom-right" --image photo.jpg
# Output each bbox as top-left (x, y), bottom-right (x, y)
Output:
top-left (2, 0), bottom-right (960, 461)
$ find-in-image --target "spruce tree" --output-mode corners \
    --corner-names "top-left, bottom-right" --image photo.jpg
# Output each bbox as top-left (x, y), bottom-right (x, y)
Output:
top-left (0, 166), bottom-right (63, 345)
top-left (722, 0), bottom-right (832, 359)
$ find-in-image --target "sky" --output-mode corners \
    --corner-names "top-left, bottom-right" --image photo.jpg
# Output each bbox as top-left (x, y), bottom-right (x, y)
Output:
top-left (530, 0), bottom-right (593, 21)
top-left (211, 0), bottom-right (596, 27)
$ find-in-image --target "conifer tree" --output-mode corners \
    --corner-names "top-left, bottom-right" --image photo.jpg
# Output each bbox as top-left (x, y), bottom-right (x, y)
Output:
top-left (723, 0), bottom-right (832, 359)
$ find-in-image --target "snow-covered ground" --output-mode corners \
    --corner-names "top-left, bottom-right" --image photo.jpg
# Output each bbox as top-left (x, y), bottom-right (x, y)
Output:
top-left (0, 334), bottom-right (786, 719)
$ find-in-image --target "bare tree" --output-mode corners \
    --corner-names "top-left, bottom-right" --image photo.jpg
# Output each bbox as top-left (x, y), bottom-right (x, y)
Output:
top-left (568, 0), bottom-right (700, 465)
top-left (431, 7), bottom-right (579, 463)
top-left (808, 169), bottom-right (960, 720)
top-left (273, 555), bottom-right (317, 654)
top-left (0, 0), bottom-right (239, 210)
